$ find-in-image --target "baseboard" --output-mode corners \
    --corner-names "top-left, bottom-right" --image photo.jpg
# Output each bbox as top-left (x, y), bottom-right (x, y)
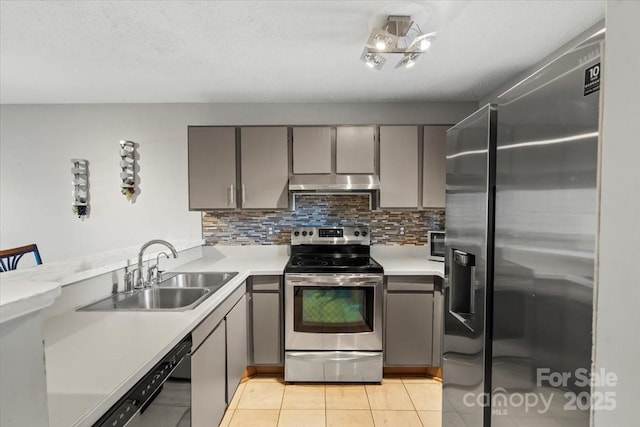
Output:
top-left (383, 366), bottom-right (442, 380)
top-left (243, 365), bottom-right (442, 381)
top-left (243, 366), bottom-right (285, 381)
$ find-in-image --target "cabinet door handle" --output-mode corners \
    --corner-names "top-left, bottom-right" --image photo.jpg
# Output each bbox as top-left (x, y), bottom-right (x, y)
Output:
top-left (241, 184), bottom-right (246, 205)
top-left (228, 184), bottom-right (235, 207)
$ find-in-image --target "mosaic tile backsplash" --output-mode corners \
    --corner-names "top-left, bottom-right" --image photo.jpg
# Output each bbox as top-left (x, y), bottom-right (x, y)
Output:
top-left (202, 194), bottom-right (444, 246)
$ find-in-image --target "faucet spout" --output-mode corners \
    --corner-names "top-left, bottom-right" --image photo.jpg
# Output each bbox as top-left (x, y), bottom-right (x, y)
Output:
top-left (137, 239), bottom-right (179, 286)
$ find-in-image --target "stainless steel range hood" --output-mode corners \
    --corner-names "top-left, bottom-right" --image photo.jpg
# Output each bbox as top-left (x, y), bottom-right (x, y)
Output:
top-left (288, 174), bottom-right (380, 192)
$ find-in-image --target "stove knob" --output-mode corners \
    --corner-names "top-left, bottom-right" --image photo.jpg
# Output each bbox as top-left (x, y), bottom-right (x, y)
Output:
top-left (362, 231), bottom-right (368, 236)
top-left (302, 231), bottom-right (308, 236)
top-left (309, 231), bottom-right (314, 236)
top-left (294, 231), bottom-right (300, 236)
top-left (354, 231), bottom-right (360, 237)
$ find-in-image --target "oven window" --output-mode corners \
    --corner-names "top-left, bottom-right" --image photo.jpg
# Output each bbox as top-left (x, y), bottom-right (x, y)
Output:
top-left (293, 286), bottom-right (374, 333)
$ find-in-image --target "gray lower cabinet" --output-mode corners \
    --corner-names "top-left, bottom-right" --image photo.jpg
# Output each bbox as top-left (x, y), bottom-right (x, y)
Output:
top-left (190, 283), bottom-right (247, 426)
top-left (191, 318), bottom-right (226, 426)
top-left (226, 295), bottom-right (248, 402)
top-left (249, 276), bottom-right (282, 365)
top-left (385, 276), bottom-right (436, 366)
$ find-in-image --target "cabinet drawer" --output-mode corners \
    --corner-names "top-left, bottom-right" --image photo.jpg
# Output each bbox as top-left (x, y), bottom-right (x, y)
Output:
top-left (387, 276), bottom-right (434, 292)
top-left (251, 275), bottom-right (281, 292)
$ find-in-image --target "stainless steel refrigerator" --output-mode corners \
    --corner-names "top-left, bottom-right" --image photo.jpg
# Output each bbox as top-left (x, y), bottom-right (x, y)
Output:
top-left (442, 22), bottom-right (603, 427)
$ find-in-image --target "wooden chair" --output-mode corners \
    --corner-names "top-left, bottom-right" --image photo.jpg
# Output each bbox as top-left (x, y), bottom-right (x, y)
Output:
top-left (0, 244), bottom-right (42, 272)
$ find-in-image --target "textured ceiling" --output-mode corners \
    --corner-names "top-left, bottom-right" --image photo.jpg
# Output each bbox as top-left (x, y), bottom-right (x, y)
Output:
top-left (0, 1), bottom-right (605, 104)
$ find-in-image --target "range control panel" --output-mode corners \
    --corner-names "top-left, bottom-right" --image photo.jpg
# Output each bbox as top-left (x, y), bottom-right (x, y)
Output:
top-left (291, 226), bottom-right (370, 245)
top-left (319, 228), bottom-right (343, 238)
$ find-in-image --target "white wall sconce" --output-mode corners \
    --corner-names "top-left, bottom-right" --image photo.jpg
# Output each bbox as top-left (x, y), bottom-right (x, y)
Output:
top-left (71, 159), bottom-right (89, 218)
top-left (119, 140), bottom-right (137, 202)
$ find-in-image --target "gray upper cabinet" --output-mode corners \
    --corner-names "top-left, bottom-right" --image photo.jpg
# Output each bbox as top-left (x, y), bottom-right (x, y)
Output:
top-left (240, 127), bottom-right (289, 209)
top-left (188, 127), bottom-right (236, 209)
top-left (380, 126), bottom-right (419, 208)
top-left (292, 127), bottom-right (332, 174)
top-left (336, 126), bottom-right (375, 173)
top-left (423, 126), bottom-right (449, 208)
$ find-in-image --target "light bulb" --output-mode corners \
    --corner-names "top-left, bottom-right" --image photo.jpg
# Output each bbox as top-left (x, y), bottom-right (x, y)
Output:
top-left (419, 39), bottom-right (431, 51)
top-left (366, 61), bottom-right (375, 68)
top-left (375, 40), bottom-right (386, 50)
top-left (405, 60), bottom-right (415, 68)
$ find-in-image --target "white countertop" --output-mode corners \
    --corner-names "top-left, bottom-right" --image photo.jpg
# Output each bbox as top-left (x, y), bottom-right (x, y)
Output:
top-left (371, 246), bottom-right (444, 277)
top-left (44, 248), bottom-right (289, 427)
top-left (0, 280), bottom-right (61, 323)
top-left (43, 244), bottom-right (440, 426)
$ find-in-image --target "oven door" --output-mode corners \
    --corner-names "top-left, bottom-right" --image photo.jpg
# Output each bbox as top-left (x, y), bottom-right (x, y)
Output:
top-left (285, 273), bottom-right (383, 351)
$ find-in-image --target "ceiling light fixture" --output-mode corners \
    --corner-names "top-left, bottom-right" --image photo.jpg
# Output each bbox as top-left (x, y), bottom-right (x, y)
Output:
top-left (366, 28), bottom-right (398, 52)
top-left (395, 52), bottom-right (421, 69)
top-left (407, 32), bottom-right (437, 52)
top-left (361, 15), bottom-right (437, 70)
top-left (360, 48), bottom-right (386, 71)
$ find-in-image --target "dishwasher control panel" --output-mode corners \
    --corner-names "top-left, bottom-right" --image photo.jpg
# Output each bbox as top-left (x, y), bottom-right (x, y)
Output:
top-left (94, 336), bottom-right (192, 427)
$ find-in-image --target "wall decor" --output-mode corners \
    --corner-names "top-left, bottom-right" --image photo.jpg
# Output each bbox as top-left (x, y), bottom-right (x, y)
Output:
top-left (119, 140), bottom-right (137, 201)
top-left (71, 159), bottom-right (89, 218)
top-left (202, 194), bottom-right (445, 246)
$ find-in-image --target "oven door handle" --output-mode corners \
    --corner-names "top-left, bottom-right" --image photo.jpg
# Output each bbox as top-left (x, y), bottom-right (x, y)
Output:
top-left (286, 351), bottom-right (381, 362)
top-left (288, 280), bottom-right (380, 287)
top-left (286, 275), bottom-right (382, 285)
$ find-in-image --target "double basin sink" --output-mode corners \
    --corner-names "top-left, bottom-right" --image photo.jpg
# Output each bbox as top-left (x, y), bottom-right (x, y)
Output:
top-left (78, 272), bottom-right (238, 312)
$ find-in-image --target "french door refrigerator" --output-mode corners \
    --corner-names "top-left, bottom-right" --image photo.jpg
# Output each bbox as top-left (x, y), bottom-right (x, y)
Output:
top-left (442, 22), bottom-right (603, 427)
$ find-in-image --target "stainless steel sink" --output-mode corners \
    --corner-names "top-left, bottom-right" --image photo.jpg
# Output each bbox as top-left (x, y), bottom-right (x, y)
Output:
top-left (77, 272), bottom-right (239, 312)
top-left (159, 272), bottom-right (238, 291)
top-left (78, 287), bottom-right (212, 311)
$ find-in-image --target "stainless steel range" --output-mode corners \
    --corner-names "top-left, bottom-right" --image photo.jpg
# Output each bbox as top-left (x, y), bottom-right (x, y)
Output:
top-left (284, 226), bottom-right (384, 383)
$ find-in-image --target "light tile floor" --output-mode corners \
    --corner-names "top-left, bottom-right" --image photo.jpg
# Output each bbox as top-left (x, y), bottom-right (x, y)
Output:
top-left (220, 376), bottom-right (442, 427)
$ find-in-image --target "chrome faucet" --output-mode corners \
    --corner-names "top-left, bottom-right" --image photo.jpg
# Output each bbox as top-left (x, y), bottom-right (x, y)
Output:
top-left (148, 251), bottom-right (170, 286)
top-left (123, 266), bottom-right (140, 293)
top-left (137, 240), bottom-right (178, 287)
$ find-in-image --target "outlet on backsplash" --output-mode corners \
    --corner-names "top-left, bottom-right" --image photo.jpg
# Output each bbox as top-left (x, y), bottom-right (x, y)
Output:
top-left (399, 226), bottom-right (406, 236)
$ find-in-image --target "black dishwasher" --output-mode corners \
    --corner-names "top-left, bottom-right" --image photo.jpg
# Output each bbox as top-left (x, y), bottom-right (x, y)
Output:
top-left (94, 336), bottom-right (192, 427)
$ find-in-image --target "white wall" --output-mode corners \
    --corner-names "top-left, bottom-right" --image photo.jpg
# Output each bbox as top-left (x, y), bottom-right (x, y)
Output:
top-left (594, 1), bottom-right (640, 426)
top-left (0, 102), bottom-right (475, 262)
